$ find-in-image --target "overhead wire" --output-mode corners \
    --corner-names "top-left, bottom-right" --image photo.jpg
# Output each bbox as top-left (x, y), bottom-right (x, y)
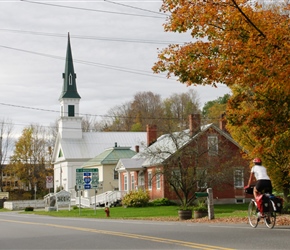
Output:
top-left (103, 0), bottom-right (169, 17)
top-left (0, 28), bottom-right (183, 45)
top-left (0, 0), bottom-right (204, 132)
top-left (20, 0), bottom-right (166, 19)
top-left (0, 44), bottom-right (172, 79)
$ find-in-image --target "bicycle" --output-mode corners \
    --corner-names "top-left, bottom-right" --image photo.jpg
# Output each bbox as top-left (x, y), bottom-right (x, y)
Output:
top-left (248, 193), bottom-right (277, 229)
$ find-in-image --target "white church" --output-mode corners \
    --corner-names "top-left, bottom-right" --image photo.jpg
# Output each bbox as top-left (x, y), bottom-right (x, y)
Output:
top-left (51, 34), bottom-right (147, 195)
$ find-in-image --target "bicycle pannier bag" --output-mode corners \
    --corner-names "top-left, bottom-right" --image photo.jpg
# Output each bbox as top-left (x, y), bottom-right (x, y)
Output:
top-left (273, 197), bottom-right (283, 213)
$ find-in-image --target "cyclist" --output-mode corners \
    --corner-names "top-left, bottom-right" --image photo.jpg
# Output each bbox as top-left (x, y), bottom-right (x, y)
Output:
top-left (245, 157), bottom-right (273, 200)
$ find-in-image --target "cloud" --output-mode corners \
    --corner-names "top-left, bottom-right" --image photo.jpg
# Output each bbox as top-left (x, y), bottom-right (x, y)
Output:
top-left (0, 1), bottom-right (231, 134)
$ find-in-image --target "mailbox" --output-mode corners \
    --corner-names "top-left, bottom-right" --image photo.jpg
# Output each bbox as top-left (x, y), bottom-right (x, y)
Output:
top-left (195, 192), bottom-right (208, 198)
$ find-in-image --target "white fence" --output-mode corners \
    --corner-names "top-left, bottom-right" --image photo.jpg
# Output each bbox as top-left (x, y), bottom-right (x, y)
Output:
top-left (75, 191), bottom-right (127, 208)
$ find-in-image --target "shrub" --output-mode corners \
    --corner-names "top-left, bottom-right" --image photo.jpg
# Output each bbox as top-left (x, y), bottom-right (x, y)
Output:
top-left (282, 200), bottom-right (290, 214)
top-left (24, 206), bottom-right (34, 211)
top-left (122, 189), bottom-right (150, 207)
top-left (149, 198), bottom-right (176, 206)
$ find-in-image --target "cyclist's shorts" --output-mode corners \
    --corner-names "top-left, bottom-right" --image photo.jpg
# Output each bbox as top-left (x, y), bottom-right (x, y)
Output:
top-left (256, 179), bottom-right (272, 194)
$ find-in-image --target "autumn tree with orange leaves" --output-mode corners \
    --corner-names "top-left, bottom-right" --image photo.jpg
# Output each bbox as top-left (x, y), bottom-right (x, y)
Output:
top-left (153, 0), bottom-right (290, 200)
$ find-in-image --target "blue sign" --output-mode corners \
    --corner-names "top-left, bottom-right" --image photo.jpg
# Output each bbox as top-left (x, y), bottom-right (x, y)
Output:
top-left (76, 168), bottom-right (99, 190)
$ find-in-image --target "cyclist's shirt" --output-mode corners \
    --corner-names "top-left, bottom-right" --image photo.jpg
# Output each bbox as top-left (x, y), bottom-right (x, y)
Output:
top-left (251, 165), bottom-right (270, 180)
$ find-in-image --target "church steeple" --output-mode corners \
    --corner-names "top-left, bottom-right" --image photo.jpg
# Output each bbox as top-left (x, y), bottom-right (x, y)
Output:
top-left (58, 33), bottom-right (82, 139)
top-left (59, 33), bottom-right (81, 100)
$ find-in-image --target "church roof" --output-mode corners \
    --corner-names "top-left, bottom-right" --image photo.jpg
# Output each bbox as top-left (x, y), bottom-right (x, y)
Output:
top-left (53, 131), bottom-right (146, 163)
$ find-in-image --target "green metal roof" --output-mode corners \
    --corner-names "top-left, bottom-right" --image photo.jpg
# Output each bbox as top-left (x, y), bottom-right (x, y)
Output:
top-left (59, 33), bottom-right (81, 100)
top-left (82, 146), bottom-right (136, 167)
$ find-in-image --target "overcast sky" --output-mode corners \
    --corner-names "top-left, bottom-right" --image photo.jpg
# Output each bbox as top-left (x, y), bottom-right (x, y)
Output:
top-left (1, 0), bottom-right (231, 135)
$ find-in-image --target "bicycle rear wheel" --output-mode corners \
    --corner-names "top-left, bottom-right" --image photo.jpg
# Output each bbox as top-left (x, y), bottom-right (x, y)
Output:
top-left (248, 200), bottom-right (259, 228)
top-left (264, 201), bottom-right (276, 229)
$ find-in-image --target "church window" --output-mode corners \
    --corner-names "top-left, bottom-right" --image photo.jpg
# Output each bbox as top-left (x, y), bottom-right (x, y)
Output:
top-left (68, 105), bottom-right (75, 117)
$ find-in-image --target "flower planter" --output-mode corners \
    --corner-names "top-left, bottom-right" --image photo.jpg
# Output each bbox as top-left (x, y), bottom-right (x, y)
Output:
top-left (194, 210), bottom-right (208, 219)
top-left (178, 210), bottom-right (192, 220)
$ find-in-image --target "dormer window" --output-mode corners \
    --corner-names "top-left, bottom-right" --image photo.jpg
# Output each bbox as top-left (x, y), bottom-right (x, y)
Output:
top-left (69, 73), bottom-right (73, 85)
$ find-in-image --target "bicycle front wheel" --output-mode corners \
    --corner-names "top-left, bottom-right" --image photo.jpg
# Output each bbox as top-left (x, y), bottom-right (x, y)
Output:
top-left (248, 200), bottom-right (259, 228)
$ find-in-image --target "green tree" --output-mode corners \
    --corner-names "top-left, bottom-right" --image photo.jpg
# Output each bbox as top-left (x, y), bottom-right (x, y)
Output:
top-left (202, 94), bottom-right (230, 126)
top-left (9, 125), bottom-right (53, 198)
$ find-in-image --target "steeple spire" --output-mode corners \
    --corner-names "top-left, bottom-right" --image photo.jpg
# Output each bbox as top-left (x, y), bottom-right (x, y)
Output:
top-left (59, 33), bottom-right (81, 100)
top-left (58, 33), bottom-right (82, 139)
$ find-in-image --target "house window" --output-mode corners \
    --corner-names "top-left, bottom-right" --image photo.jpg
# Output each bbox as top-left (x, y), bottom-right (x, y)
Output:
top-left (172, 169), bottom-right (181, 187)
top-left (68, 105), bottom-right (75, 117)
top-left (156, 173), bottom-right (161, 189)
top-left (234, 169), bottom-right (244, 188)
top-left (208, 135), bottom-right (218, 155)
top-left (148, 171), bottom-right (152, 190)
top-left (113, 170), bottom-right (118, 180)
top-left (197, 168), bottom-right (207, 189)
top-left (131, 174), bottom-right (135, 190)
top-left (124, 174), bottom-right (128, 191)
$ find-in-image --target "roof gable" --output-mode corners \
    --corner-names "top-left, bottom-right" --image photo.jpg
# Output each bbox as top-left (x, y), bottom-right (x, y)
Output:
top-left (115, 158), bottom-right (145, 171)
top-left (82, 147), bottom-right (136, 167)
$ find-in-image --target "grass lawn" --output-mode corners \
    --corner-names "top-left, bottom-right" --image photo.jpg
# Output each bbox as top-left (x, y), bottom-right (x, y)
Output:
top-left (8, 203), bottom-right (249, 220)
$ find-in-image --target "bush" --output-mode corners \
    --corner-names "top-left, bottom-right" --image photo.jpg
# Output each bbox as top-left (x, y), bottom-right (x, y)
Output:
top-left (149, 198), bottom-right (176, 206)
top-left (282, 200), bottom-right (290, 214)
top-left (24, 206), bottom-right (34, 211)
top-left (122, 189), bottom-right (150, 207)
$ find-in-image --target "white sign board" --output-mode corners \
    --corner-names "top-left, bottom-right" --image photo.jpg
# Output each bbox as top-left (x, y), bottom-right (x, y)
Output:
top-left (46, 176), bottom-right (53, 189)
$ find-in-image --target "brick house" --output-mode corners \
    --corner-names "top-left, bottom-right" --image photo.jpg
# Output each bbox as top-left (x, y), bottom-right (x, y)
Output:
top-left (116, 114), bottom-right (250, 204)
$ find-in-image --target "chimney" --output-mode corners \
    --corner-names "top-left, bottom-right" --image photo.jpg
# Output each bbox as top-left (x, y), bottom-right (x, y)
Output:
top-left (146, 124), bottom-right (157, 146)
top-left (189, 113), bottom-right (201, 136)
top-left (219, 112), bottom-right (227, 132)
top-left (135, 145), bottom-right (140, 153)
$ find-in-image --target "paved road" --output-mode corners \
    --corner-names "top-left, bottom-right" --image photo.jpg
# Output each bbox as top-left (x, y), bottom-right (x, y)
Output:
top-left (0, 212), bottom-right (289, 249)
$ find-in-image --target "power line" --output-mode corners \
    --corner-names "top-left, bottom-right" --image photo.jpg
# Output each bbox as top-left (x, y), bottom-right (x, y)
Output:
top-left (104, 0), bottom-right (168, 17)
top-left (0, 44), bottom-right (171, 79)
top-left (0, 28), bottom-right (183, 45)
top-left (21, 0), bottom-right (165, 19)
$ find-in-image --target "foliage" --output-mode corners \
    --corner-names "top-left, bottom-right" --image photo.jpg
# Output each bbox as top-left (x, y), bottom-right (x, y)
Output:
top-left (101, 90), bottom-right (200, 133)
top-left (202, 94), bottom-right (230, 126)
top-left (121, 189), bottom-right (150, 207)
top-left (226, 85), bottom-right (290, 200)
top-left (152, 0), bottom-right (290, 202)
top-left (193, 200), bottom-right (208, 212)
top-left (149, 198), bottom-right (176, 206)
top-left (9, 125), bottom-right (53, 195)
top-left (24, 206), bottom-right (34, 211)
top-left (0, 119), bottom-right (14, 192)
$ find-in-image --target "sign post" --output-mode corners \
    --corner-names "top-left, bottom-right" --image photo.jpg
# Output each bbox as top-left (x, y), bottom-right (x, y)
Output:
top-left (46, 176), bottom-right (53, 192)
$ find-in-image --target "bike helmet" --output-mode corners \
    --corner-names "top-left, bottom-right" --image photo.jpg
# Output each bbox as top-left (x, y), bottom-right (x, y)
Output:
top-left (253, 158), bottom-right (262, 164)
